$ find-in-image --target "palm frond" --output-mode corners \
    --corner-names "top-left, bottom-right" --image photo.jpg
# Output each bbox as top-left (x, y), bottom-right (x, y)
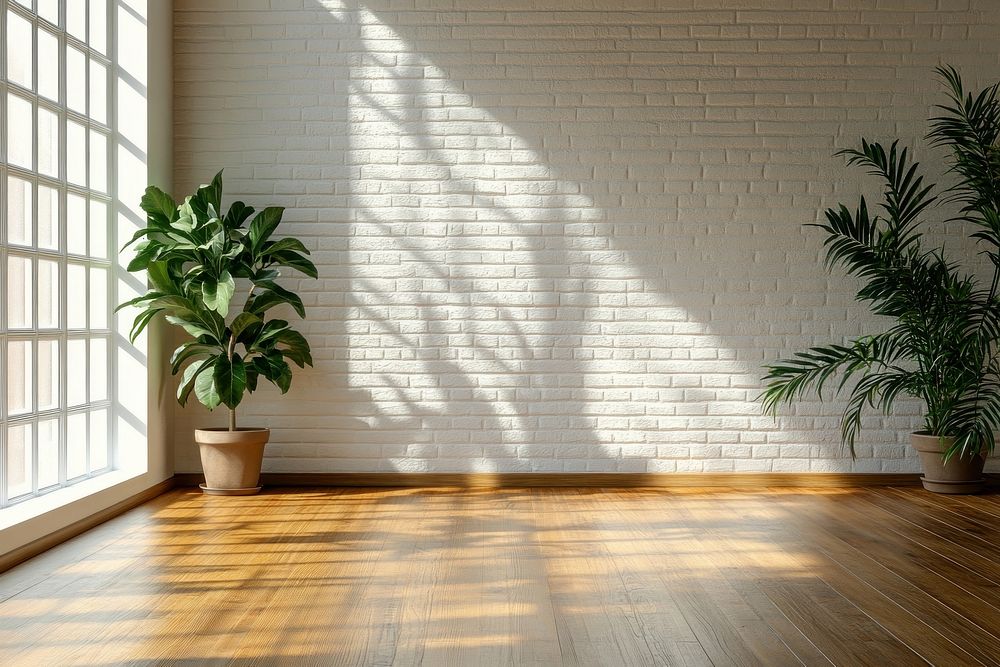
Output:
top-left (760, 333), bottom-right (903, 418)
top-left (762, 66), bottom-right (1000, 460)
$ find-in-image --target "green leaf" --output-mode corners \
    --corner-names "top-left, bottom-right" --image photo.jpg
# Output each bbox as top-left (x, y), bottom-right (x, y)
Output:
top-left (171, 214), bottom-right (194, 233)
top-left (214, 354), bottom-right (247, 409)
top-left (121, 226), bottom-right (163, 250)
top-left (202, 271), bottom-right (236, 316)
top-left (272, 359), bottom-right (292, 393)
top-left (115, 291), bottom-right (165, 313)
top-left (275, 328), bottom-right (313, 367)
top-left (252, 353), bottom-right (293, 393)
top-left (248, 207), bottom-right (284, 253)
top-left (165, 315), bottom-right (215, 340)
top-left (148, 294), bottom-right (197, 315)
top-left (230, 312), bottom-right (261, 339)
top-left (203, 229), bottom-right (226, 254)
top-left (170, 342), bottom-right (219, 375)
top-left (253, 319), bottom-right (290, 346)
top-left (195, 362), bottom-right (222, 410)
top-left (129, 308), bottom-right (162, 343)
top-left (224, 201), bottom-right (255, 230)
top-left (191, 170), bottom-right (223, 221)
top-left (270, 250), bottom-right (318, 278)
top-left (140, 186), bottom-right (177, 227)
top-left (178, 357), bottom-right (214, 406)
top-left (146, 262), bottom-right (175, 295)
top-left (250, 279), bottom-right (305, 318)
top-left (263, 237), bottom-right (310, 255)
top-left (245, 367), bottom-right (259, 393)
top-left (206, 170), bottom-right (224, 210)
top-left (126, 242), bottom-right (160, 272)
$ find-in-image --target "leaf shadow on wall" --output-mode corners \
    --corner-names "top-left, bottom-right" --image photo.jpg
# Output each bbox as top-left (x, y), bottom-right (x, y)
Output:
top-left (173, 1), bottom-right (938, 474)
top-left (319, 0), bottom-right (931, 474)
top-left (282, 0), bottom-right (912, 474)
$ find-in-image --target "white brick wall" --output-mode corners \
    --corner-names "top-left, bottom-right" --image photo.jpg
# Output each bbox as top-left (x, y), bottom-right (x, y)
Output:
top-left (171, 0), bottom-right (1000, 474)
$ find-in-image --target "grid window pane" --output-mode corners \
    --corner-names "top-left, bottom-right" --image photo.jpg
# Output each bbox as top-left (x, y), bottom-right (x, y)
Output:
top-left (2, 0), bottom-right (119, 507)
top-left (67, 263), bottom-right (86, 328)
top-left (66, 44), bottom-right (87, 114)
top-left (67, 339), bottom-right (86, 405)
top-left (38, 419), bottom-right (60, 488)
top-left (67, 192), bottom-right (87, 254)
top-left (7, 94), bottom-right (34, 168)
top-left (38, 28), bottom-right (59, 101)
top-left (38, 339), bottom-right (59, 410)
top-left (38, 259), bottom-right (59, 328)
top-left (6, 10), bottom-right (32, 89)
top-left (89, 266), bottom-right (107, 329)
top-left (38, 105), bottom-right (60, 177)
top-left (38, 184), bottom-right (59, 250)
top-left (67, 413), bottom-right (86, 479)
top-left (67, 119), bottom-right (86, 185)
top-left (6, 176), bottom-right (32, 246)
top-left (89, 0), bottom-right (106, 53)
top-left (89, 130), bottom-right (107, 192)
top-left (89, 337), bottom-right (107, 401)
top-left (7, 255), bottom-right (34, 329)
top-left (7, 341), bottom-right (32, 415)
top-left (6, 424), bottom-right (33, 498)
top-left (89, 59), bottom-right (106, 124)
top-left (89, 199), bottom-right (107, 257)
top-left (66, 0), bottom-right (85, 41)
top-left (37, 0), bottom-right (58, 25)
top-left (89, 409), bottom-right (107, 471)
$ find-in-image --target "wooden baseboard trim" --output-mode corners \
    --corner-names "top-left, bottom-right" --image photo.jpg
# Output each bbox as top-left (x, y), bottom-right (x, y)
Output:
top-left (174, 471), bottom-right (930, 489)
top-left (0, 478), bottom-right (175, 574)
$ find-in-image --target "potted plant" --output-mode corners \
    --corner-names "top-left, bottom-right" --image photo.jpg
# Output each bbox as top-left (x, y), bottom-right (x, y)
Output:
top-left (761, 67), bottom-right (1000, 494)
top-left (118, 171), bottom-right (317, 494)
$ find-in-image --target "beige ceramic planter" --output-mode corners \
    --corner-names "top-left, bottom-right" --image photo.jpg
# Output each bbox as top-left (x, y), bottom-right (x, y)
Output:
top-left (195, 427), bottom-right (270, 495)
top-left (910, 432), bottom-right (986, 494)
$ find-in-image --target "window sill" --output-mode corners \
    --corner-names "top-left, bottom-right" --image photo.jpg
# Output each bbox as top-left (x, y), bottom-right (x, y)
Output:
top-left (0, 469), bottom-right (143, 531)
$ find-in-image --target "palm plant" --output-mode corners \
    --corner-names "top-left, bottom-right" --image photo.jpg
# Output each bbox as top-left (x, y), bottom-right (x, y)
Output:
top-left (118, 171), bottom-right (317, 431)
top-left (761, 66), bottom-right (1000, 462)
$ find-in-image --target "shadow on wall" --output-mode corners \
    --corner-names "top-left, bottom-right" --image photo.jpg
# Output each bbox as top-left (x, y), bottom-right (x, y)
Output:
top-left (173, 0), bottom-right (1000, 474)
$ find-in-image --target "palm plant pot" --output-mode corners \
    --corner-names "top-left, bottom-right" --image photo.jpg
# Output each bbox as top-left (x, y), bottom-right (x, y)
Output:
top-left (195, 428), bottom-right (270, 495)
top-left (910, 432), bottom-right (986, 494)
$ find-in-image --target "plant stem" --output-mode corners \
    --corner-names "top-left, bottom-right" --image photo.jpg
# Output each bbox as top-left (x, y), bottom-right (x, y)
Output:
top-left (227, 332), bottom-right (237, 432)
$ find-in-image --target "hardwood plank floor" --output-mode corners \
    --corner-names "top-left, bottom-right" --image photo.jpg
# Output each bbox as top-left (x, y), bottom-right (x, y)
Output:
top-left (1, 486), bottom-right (998, 666)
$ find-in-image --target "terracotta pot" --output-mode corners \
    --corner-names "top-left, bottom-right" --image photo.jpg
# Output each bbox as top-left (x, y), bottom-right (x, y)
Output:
top-left (910, 432), bottom-right (986, 494)
top-left (195, 428), bottom-right (270, 495)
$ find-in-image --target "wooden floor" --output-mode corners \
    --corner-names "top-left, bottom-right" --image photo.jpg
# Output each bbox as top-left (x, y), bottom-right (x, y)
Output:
top-left (1, 486), bottom-right (1000, 666)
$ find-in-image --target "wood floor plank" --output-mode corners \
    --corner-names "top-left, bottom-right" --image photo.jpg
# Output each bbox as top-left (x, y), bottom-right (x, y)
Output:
top-left (615, 490), bottom-right (811, 666)
top-left (678, 490), bottom-right (927, 667)
top-left (532, 489), bottom-right (711, 666)
top-left (769, 492), bottom-right (995, 666)
top-left (871, 487), bottom-right (1000, 557)
top-left (855, 490), bottom-right (1000, 579)
top-left (801, 491), bottom-right (1000, 623)
top-left (1, 486), bottom-right (999, 665)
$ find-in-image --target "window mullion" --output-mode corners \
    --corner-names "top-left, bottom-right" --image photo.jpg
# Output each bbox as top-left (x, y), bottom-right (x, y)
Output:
top-left (1, 0), bottom-right (118, 508)
top-left (1, 2), bottom-right (7, 508)
top-left (57, 0), bottom-right (67, 487)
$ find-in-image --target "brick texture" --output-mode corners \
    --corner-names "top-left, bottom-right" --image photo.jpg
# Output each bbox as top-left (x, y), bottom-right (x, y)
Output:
top-left (172, 0), bottom-right (1000, 474)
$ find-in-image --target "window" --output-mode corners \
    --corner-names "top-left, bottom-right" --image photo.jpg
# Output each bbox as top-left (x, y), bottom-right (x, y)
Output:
top-left (1, 0), bottom-right (113, 508)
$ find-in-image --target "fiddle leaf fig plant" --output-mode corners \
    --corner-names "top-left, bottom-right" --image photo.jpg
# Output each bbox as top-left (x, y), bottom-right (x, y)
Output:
top-left (117, 170), bottom-right (317, 430)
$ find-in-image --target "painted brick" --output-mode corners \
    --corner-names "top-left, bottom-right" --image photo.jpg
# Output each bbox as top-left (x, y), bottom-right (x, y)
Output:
top-left (172, 0), bottom-right (1000, 474)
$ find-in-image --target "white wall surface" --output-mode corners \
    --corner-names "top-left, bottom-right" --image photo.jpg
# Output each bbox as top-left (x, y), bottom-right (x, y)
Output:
top-left (172, 0), bottom-right (1000, 474)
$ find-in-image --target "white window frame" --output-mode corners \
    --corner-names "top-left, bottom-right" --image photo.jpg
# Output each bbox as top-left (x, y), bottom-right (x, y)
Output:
top-left (0, 0), bottom-right (116, 509)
